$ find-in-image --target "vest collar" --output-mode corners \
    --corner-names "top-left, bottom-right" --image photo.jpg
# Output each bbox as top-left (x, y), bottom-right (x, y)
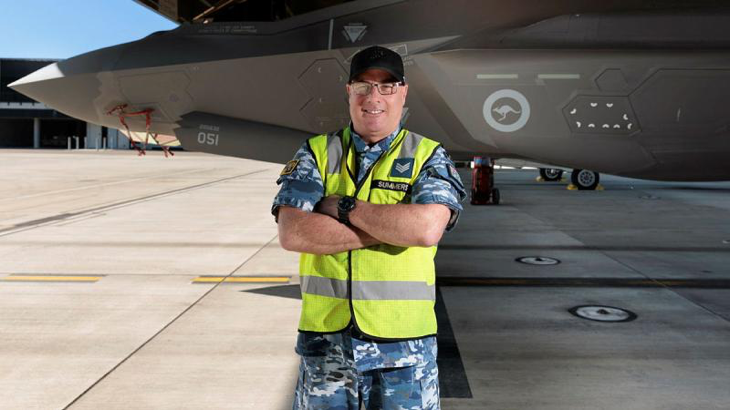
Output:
top-left (348, 124), bottom-right (402, 154)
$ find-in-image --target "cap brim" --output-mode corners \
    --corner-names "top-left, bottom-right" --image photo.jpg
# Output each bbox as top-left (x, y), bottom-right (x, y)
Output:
top-left (349, 66), bottom-right (405, 83)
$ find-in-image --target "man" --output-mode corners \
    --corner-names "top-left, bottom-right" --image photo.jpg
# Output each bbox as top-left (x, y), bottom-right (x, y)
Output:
top-left (272, 45), bottom-right (466, 409)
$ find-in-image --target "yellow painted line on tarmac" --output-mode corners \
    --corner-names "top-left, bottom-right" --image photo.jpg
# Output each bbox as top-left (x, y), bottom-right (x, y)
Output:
top-left (192, 276), bottom-right (290, 284)
top-left (2, 275), bottom-right (103, 282)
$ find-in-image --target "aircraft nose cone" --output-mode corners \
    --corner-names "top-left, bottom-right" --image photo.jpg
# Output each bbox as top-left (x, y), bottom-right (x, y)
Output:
top-left (9, 62), bottom-right (63, 88)
top-left (9, 45), bottom-right (126, 124)
top-left (10, 63), bottom-right (102, 124)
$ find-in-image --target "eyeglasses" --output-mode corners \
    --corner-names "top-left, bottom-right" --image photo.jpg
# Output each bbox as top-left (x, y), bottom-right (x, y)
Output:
top-left (349, 81), bottom-right (403, 96)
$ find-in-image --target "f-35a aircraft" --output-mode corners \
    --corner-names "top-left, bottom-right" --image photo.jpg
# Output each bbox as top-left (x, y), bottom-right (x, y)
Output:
top-left (10, 0), bottom-right (730, 188)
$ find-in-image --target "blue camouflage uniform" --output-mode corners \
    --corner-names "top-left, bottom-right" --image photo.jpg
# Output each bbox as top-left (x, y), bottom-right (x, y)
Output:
top-left (272, 125), bottom-right (466, 409)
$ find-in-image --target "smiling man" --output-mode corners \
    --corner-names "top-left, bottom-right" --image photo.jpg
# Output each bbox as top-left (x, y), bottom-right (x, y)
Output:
top-left (272, 45), bottom-right (466, 409)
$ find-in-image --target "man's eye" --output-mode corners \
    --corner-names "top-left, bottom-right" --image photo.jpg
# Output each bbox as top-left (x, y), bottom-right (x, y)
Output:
top-left (353, 83), bottom-right (370, 93)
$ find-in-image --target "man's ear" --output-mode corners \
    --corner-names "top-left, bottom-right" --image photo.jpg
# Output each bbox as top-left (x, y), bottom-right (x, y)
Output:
top-left (401, 83), bottom-right (409, 102)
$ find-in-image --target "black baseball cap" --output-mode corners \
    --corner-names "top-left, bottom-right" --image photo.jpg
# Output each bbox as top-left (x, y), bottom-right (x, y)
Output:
top-left (348, 45), bottom-right (405, 84)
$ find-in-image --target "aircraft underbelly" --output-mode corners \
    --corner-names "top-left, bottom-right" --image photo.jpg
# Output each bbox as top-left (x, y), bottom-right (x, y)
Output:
top-left (86, 38), bottom-right (477, 161)
top-left (16, 32), bottom-right (730, 180)
top-left (415, 49), bottom-right (730, 180)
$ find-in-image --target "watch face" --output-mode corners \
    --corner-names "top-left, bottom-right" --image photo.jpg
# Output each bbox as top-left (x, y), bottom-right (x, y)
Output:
top-left (339, 196), bottom-right (356, 212)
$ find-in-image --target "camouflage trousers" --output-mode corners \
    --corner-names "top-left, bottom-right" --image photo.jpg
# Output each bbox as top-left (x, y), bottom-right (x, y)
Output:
top-left (292, 341), bottom-right (440, 410)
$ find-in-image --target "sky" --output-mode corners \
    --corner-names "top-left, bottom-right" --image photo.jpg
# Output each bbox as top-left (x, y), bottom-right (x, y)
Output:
top-left (0, 0), bottom-right (179, 59)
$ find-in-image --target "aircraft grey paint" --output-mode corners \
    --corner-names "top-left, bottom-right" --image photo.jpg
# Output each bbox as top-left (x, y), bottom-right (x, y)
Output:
top-left (10, 0), bottom-right (730, 181)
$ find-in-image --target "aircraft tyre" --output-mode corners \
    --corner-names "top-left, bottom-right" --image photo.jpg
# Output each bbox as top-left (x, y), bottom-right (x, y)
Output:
top-left (539, 168), bottom-right (563, 181)
top-left (571, 169), bottom-right (600, 190)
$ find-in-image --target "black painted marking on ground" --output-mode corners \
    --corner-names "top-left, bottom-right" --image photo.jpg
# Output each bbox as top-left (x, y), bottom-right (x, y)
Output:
top-left (0, 170), bottom-right (268, 237)
top-left (435, 287), bottom-right (472, 399)
top-left (243, 284), bottom-right (473, 398)
top-left (569, 305), bottom-right (638, 323)
top-left (437, 277), bottom-right (730, 288)
top-left (242, 284), bottom-right (301, 300)
top-left (439, 244), bottom-right (729, 253)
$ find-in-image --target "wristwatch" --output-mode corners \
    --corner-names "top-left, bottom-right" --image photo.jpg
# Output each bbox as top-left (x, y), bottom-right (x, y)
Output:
top-left (337, 196), bottom-right (357, 224)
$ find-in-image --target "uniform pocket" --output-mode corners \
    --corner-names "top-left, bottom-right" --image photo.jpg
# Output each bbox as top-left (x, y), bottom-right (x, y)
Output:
top-left (295, 333), bottom-right (330, 357)
top-left (418, 360), bottom-right (440, 409)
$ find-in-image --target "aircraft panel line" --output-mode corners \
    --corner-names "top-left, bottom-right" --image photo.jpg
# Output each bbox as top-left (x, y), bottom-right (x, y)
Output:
top-left (537, 74), bottom-right (581, 79)
top-left (476, 74), bottom-right (519, 79)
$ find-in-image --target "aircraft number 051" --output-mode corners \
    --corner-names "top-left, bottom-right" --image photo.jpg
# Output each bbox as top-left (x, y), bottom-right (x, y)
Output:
top-left (197, 132), bottom-right (219, 146)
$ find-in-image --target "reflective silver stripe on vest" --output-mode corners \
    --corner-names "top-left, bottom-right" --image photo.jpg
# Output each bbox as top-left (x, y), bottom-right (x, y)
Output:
top-left (301, 276), bottom-right (435, 301)
top-left (353, 280), bottom-right (435, 301)
top-left (301, 275), bottom-right (348, 299)
top-left (326, 133), bottom-right (343, 174)
top-left (397, 131), bottom-right (424, 159)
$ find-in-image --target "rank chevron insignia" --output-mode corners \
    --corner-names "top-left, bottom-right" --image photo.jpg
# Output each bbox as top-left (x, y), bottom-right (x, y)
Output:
top-left (391, 158), bottom-right (415, 178)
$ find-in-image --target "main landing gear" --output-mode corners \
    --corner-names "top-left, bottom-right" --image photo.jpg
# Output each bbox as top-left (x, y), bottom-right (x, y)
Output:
top-left (537, 168), bottom-right (602, 190)
top-left (538, 168), bottom-right (563, 182)
top-left (570, 169), bottom-right (600, 190)
top-left (471, 156), bottom-right (500, 205)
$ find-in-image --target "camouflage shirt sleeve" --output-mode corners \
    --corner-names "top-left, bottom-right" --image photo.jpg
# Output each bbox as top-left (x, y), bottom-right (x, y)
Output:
top-left (271, 142), bottom-right (325, 220)
top-left (411, 146), bottom-right (467, 232)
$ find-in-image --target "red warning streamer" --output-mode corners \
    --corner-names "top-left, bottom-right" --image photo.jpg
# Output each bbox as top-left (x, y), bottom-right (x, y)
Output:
top-left (107, 104), bottom-right (174, 157)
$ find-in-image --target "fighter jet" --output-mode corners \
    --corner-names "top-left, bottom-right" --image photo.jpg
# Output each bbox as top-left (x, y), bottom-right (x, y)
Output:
top-left (10, 0), bottom-right (730, 189)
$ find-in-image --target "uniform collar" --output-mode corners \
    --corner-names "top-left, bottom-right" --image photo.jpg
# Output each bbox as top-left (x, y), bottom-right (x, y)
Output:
top-left (349, 124), bottom-right (401, 154)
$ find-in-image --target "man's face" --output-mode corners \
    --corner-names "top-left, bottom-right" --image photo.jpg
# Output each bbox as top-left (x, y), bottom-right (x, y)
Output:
top-left (347, 69), bottom-right (408, 143)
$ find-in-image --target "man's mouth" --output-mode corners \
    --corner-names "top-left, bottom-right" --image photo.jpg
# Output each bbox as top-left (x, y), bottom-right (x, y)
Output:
top-left (362, 108), bottom-right (385, 116)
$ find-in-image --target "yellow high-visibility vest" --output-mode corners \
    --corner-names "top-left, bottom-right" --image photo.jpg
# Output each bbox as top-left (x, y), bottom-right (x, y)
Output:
top-left (299, 126), bottom-right (441, 340)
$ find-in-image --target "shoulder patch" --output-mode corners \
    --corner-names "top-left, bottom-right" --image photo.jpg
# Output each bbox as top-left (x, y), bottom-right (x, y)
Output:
top-left (280, 159), bottom-right (299, 176)
top-left (448, 163), bottom-right (459, 179)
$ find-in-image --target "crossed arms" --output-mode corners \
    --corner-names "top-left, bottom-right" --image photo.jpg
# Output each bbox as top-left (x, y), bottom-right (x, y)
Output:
top-left (277, 196), bottom-right (451, 255)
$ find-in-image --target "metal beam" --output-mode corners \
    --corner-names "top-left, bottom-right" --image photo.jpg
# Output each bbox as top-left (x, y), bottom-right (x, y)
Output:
top-left (193, 0), bottom-right (246, 22)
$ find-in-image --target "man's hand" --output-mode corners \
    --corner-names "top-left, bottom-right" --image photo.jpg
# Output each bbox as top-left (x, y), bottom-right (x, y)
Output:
top-left (315, 195), bottom-right (341, 219)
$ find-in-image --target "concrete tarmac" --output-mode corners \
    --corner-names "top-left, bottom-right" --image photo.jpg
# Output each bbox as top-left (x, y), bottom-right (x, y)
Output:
top-left (1, 149), bottom-right (729, 409)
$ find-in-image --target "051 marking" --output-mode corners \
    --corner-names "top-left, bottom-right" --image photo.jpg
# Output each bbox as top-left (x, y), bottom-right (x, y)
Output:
top-left (197, 132), bottom-right (219, 146)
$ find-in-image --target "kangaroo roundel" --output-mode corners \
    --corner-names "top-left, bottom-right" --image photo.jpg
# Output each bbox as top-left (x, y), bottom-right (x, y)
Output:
top-left (483, 89), bottom-right (531, 133)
